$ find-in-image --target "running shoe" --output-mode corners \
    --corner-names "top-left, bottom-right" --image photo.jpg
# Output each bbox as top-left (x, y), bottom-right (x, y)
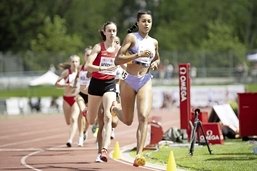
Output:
top-left (100, 148), bottom-right (108, 162)
top-left (78, 136), bottom-right (84, 147)
top-left (95, 153), bottom-right (104, 163)
top-left (66, 142), bottom-right (72, 148)
top-left (133, 155), bottom-right (146, 167)
top-left (83, 131), bottom-right (87, 142)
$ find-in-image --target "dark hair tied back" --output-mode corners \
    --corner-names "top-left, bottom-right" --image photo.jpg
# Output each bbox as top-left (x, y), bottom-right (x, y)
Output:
top-left (127, 22), bottom-right (138, 33)
top-left (137, 10), bottom-right (152, 21)
top-left (127, 10), bottom-right (152, 33)
top-left (99, 21), bottom-right (116, 41)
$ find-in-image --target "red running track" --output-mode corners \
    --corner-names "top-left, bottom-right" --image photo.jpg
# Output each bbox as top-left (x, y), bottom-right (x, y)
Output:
top-left (0, 107), bottom-right (180, 171)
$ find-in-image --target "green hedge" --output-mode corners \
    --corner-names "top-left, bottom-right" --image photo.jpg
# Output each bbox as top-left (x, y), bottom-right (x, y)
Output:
top-left (0, 86), bottom-right (63, 98)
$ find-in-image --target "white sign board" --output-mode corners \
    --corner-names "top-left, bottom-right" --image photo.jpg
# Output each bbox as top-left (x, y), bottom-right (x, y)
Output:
top-left (212, 104), bottom-right (239, 132)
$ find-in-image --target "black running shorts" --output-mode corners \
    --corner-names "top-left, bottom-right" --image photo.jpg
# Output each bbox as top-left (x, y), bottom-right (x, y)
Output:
top-left (88, 77), bottom-right (116, 96)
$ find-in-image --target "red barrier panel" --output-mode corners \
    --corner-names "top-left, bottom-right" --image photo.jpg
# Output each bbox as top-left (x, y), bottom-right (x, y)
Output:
top-left (199, 123), bottom-right (224, 144)
top-left (149, 121), bottom-right (163, 145)
top-left (189, 111), bottom-right (209, 123)
top-left (238, 93), bottom-right (257, 137)
top-left (145, 121), bottom-right (164, 150)
top-left (188, 112), bottom-right (219, 144)
top-left (199, 112), bottom-right (209, 123)
top-left (179, 63), bottom-right (191, 130)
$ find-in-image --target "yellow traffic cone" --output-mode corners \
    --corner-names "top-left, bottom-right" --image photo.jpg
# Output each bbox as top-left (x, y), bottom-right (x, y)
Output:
top-left (112, 141), bottom-right (121, 159)
top-left (166, 151), bottom-right (176, 171)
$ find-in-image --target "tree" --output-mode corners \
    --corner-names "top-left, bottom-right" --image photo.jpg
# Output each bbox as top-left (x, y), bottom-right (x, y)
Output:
top-left (200, 21), bottom-right (247, 67)
top-left (0, 0), bottom-right (44, 52)
top-left (0, 0), bottom-right (73, 53)
top-left (1, 0), bottom-right (257, 71)
top-left (24, 15), bottom-right (83, 71)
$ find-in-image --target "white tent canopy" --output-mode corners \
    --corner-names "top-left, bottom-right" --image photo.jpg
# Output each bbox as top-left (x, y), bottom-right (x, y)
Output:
top-left (247, 53), bottom-right (257, 61)
top-left (29, 70), bottom-right (59, 86)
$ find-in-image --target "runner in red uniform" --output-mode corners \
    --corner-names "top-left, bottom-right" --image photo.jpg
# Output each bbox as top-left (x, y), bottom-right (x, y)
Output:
top-left (55, 55), bottom-right (83, 147)
top-left (76, 47), bottom-right (92, 146)
top-left (86, 21), bottom-right (120, 162)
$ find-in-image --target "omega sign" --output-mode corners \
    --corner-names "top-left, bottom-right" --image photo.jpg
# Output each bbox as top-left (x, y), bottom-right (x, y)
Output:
top-left (179, 67), bottom-right (187, 102)
top-left (179, 63), bottom-right (191, 130)
top-left (200, 130), bottom-right (220, 142)
top-left (198, 123), bottom-right (224, 144)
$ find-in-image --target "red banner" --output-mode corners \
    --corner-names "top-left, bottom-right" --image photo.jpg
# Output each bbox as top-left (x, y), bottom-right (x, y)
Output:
top-left (199, 123), bottom-right (224, 144)
top-left (179, 63), bottom-right (191, 130)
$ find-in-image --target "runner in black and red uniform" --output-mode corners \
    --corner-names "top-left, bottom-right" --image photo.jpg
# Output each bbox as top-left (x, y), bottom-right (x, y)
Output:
top-left (86, 21), bottom-right (120, 162)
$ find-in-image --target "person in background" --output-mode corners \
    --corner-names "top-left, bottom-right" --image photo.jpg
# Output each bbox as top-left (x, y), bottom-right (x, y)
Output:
top-left (75, 47), bottom-right (92, 146)
top-left (110, 36), bottom-right (122, 140)
top-left (114, 10), bottom-right (160, 167)
top-left (86, 21), bottom-right (120, 162)
top-left (55, 55), bottom-right (82, 147)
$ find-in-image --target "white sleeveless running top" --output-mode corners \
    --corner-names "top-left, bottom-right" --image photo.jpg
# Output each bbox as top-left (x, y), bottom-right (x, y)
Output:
top-left (129, 32), bottom-right (155, 65)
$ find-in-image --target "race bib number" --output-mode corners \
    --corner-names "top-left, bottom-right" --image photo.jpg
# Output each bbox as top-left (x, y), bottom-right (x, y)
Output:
top-left (99, 57), bottom-right (116, 75)
top-left (79, 71), bottom-right (90, 85)
top-left (121, 70), bottom-right (128, 80)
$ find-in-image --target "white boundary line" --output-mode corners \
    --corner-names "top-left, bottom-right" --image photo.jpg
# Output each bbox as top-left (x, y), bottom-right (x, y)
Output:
top-left (108, 120), bottom-right (180, 171)
top-left (21, 149), bottom-right (44, 171)
top-left (0, 133), bottom-right (66, 148)
top-left (1, 113), bottom-right (179, 171)
top-left (18, 135), bottom-right (99, 171)
top-left (110, 143), bottom-right (165, 171)
top-left (0, 127), bottom-right (62, 140)
top-left (17, 126), bottom-right (137, 170)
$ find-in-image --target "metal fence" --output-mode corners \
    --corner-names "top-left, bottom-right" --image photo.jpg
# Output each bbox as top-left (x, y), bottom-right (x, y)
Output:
top-left (0, 52), bottom-right (256, 90)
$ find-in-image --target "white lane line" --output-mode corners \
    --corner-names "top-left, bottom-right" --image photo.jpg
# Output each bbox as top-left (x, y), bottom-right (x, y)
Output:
top-left (18, 133), bottom-right (99, 171)
top-left (0, 127), bottom-right (62, 140)
top-left (21, 149), bottom-right (44, 171)
top-left (108, 120), bottom-right (179, 171)
top-left (5, 116), bottom-right (177, 171)
top-left (0, 148), bottom-right (41, 152)
top-left (47, 146), bottom-right (97, 150)
top-left (110, 143), bottom-right (166, 171)
top-left (0, 133), bottom-right (66, 148)
top-left (17, 125), bottom-right (138, 171)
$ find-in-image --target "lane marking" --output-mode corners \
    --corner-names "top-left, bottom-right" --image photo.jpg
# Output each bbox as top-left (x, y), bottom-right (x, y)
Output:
top-left (108, 120), bottom-right (179, 171)
top-left (0, 127), bottom-right (63, 140)
top-left (0, 133), bottom-right (66, 148)
top-left (21, 149), bottom-right (44, 171)
top-left (18, 133), bottom-right (102, 170)
top-left (1, 114), bottom-right (178, 171)
top-left (17, 126), bottom-right (138, 170)
top-left (0, 148), bottom-right (41, 152)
